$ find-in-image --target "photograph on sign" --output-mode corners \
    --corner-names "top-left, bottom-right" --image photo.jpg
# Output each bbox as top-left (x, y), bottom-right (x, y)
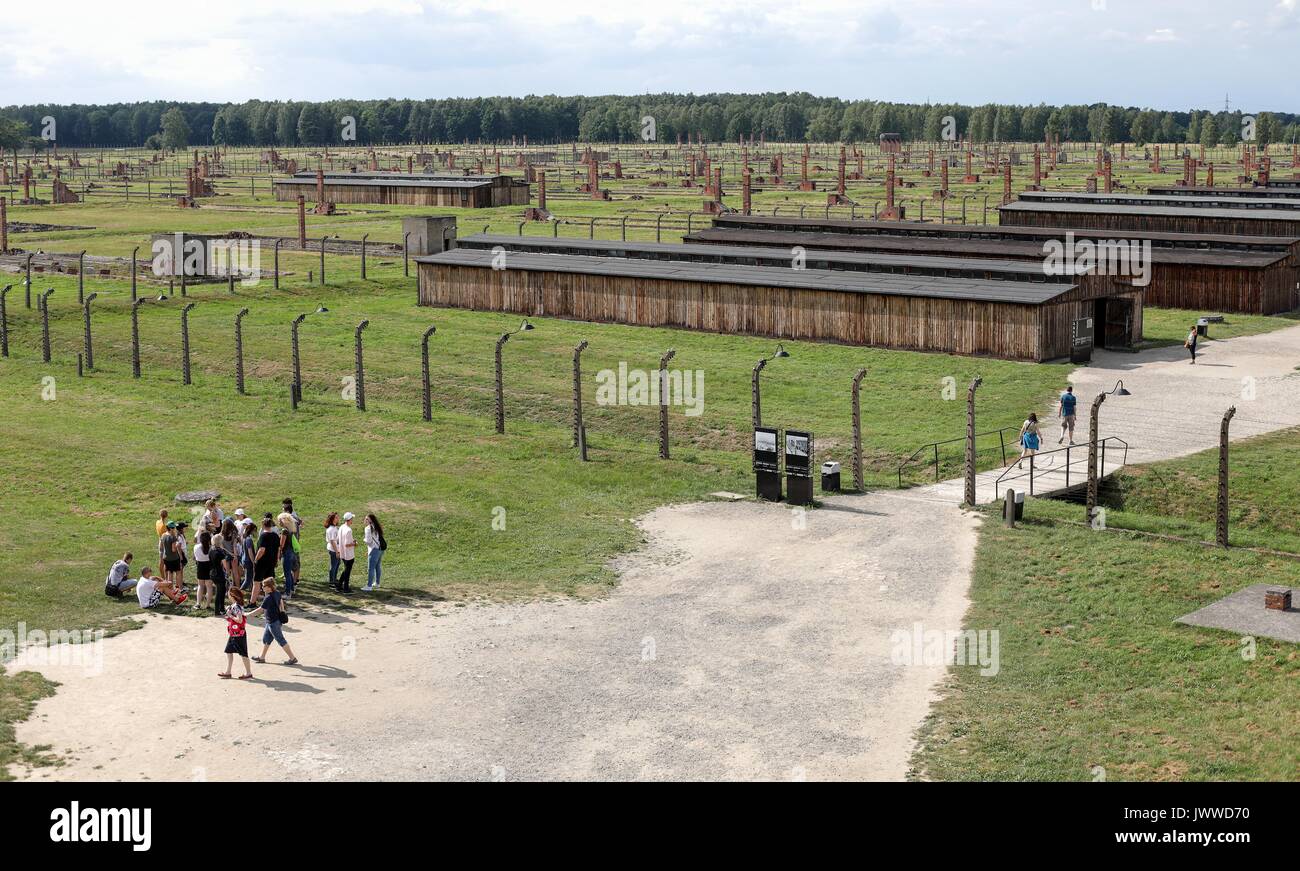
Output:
top-left (755, 430), bottom-right (777, 452)
top-left (786, 434), bottom-right (809, 457)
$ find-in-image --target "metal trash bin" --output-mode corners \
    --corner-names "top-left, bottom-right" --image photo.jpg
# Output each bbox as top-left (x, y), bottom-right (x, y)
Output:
top-left (1196, 318), bottom-right (1209, 337)
top-left (820, 461), bottom-right (841, 492)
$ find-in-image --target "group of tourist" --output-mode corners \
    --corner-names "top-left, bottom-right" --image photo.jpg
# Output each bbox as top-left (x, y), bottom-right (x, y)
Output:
top-left (101, 496), bottom-right (389, 680)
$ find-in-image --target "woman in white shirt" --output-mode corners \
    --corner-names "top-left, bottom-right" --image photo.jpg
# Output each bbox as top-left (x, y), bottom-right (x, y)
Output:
top-left (363, 513), bottom-right (386, 591)
top-left (324, 512), bottom-right (341, 590)
top-left (193, 531), bottom-right (213, 610)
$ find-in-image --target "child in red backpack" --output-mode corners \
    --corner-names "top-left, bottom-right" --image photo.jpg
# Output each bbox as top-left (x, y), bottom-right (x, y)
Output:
top-left (218, 587), bottom-right (253, 680)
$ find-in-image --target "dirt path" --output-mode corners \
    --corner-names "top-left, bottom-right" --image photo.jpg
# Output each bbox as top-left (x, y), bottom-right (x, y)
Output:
top-left (11, 493), bottom-right (977, 782)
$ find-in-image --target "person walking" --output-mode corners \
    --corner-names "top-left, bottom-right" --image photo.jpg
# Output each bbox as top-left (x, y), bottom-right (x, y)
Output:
top-left (218, 587), bottom-right (254, 680)
top-left (1015, 413), bottom-right (1041, 470)
top-left (1057, 385), bottom-right (1078, 445)
top-left (247, 579), bottom-right (298, 665)
top-left (363, 514), bottom-right (386, 591)
top-left (1185, 323), bottom-right (1199, 364)
top-left (324, 512), bottom-right (341, 590)
top-left (336, 512), bottom-right (357, 594)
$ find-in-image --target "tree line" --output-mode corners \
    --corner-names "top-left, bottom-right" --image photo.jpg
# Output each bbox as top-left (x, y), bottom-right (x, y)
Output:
top-left (1, 94), bottom-right (1297, 150)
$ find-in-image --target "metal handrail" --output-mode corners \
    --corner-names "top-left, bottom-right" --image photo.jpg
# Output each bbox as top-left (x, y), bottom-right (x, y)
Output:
top-left (992, 436), bottom-right (1129, 501)
top-left (897, 425), bottom-right (1020, 486)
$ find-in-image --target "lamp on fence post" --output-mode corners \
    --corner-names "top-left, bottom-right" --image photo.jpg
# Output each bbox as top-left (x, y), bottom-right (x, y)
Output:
top-left (751, 344), bottom-right (789, 430)
top-left (360, 234), bottom-right (369, 280)
top-left (964, 376), bottom-right (982, 506)
top-left (273, 239), bottom-right (282, 290)
top-left (1217, 406), bottom-right (1236, 547)
top-left (130, 246), bottom-right (139, 301)
top-left (403, 232), bottom-right (411, 278)
top-left (852, 368), bottom-right (867, 491)
top-left (572, 340), bottom-right (588, 450)
top-left (235, 307), bottom-right (249, 395)
top-left (421, 325), bottom-right (437, 421)
top-left (659, 349), bottom-right (676, 459)
top-left (77, 250), bottom-right (86, 304)
top-left (39, 288), bottom-right (54, 362)
top-left (354, 319), bottom-right (369, 411)
top-left (495, 319), bottom-right (534, 434)
top-left (290, 306), bottom-right (328, 409)
top-left (0, 285), bottom-right (9, 358)
top-left (81, 292), bottom-right (97, 370)
top-left (180, 302), bottom-right (195, 385)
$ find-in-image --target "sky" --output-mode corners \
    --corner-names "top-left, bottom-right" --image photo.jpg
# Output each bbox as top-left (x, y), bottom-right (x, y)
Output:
top-left (2, 0), bottom-right (1299, 112)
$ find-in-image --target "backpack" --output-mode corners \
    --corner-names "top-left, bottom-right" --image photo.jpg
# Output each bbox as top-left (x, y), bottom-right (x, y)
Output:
top-left (104, 579), bottom-right (123, 598)
top-left (379, 531), bottom-right (387, 551)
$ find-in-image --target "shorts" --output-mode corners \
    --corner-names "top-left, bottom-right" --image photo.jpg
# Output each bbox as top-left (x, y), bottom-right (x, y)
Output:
top-left (262, 620), bottom-right (288, 647)
top-left (196, 561), bottom-right (211, 581)
top-left (1062, 414), bottom-right (1076, 427)
top-left (225, 634), bottom-right (249, 657)
top-left (254, 562), bottom-right (276, 583)
top-left (141, 589), bottom-right (162, 608)
top-left (163, 558), bottom-right (181, 572)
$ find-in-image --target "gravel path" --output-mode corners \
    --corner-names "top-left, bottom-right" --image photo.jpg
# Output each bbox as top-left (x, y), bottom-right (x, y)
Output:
top-left (12, 493), bottom-right (977, 782)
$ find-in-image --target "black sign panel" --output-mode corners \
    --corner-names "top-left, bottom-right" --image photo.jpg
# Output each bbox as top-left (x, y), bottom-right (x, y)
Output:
top-left (1070, 316), bottom-right (1094, 364)
top-left (753, 427), bottom-right (780, 472)
top-left (784, 430), bottom-right (813, 477)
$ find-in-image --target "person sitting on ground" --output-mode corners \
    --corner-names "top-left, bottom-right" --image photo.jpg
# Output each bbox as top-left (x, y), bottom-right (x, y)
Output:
top-left (135, 566), bottom-right (188, 608)
top-left (104, 552), bottom-right (139, 597)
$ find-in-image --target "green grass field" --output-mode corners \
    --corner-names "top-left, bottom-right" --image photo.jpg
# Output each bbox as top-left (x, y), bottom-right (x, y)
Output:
top-left (913, 428), bottom-right (1300, 781)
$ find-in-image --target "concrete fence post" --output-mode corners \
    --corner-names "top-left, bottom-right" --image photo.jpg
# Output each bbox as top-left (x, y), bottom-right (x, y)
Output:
top-left (1217, 406), bottom-right (1236, 547)
top-left (852, 368), bottom-right (867, 491)
top-left (964, 376), bottom-right (982, 505)
top-left (659, 349), bottom-right (676, 459)
top-left (1086, 393), bottom-right (1107, 524)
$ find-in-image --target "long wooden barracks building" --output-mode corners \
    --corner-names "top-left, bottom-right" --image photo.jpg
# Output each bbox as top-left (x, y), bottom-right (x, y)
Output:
top-left (687, 215), bottom-right (1300, 315)
top-left (1000, 196), bottom-right (1300, 237)
top-left (272, 171), bottom-right (530, 207)
top-left (418, 234), bottom-right (1143, 361)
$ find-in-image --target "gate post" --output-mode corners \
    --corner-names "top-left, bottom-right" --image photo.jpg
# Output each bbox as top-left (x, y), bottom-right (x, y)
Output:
top-left (1217, 406), bottom-right (1236, 547)
top-left (572, 340), bottom-right (588, 448)
top-left (964, 376), bottom-right (982, 505)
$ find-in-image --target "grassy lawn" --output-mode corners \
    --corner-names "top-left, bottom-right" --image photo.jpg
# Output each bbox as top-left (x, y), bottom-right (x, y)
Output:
top-left (913, 426), bottom-right (1300, 783)
top-left (1139, 306), bottom-right (1300, 348)
top-left (1094, 426), bottom-right (1300, 553)
top-left (913, 501), bottom-right (1300, 781)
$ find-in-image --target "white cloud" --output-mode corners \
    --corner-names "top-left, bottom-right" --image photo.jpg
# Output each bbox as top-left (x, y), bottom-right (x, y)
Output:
top-left (0, 0), bottom-right (1295, 110)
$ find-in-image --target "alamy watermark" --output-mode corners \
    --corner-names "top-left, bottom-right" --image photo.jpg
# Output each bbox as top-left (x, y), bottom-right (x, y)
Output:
top-left (594, 362), bottom-right (704, 416)
top-left (1042, 232), bottom-right (1151, 288)
top-left (1, 622), bottom-right (105, 676)
top-left (890, 622), bottom-right (1000, 676)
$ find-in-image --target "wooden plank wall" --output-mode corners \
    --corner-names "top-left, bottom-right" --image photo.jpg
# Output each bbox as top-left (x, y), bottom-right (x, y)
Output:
top-left (1139, 261), bottom-right (1299, 314)
top-left (1001, 208), bottom-right (1300, 239)
top-left (419, 262), bottom-right (1068, 361)
top-left (272, 179), bottom-right (528, 207)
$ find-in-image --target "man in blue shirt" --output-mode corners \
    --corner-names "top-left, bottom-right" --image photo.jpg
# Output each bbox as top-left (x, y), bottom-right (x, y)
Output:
top-left (1058, 385), bottom-right (1078, 445)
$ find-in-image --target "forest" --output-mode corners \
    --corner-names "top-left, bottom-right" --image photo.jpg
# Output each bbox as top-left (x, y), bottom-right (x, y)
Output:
top-left (1, 93), bottom-right (1296, 149)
